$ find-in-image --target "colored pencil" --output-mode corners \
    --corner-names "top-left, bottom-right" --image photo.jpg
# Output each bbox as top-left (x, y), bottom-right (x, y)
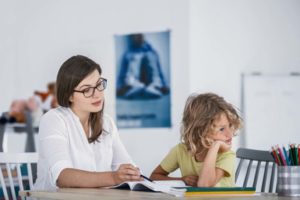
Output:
top-left (289, 144), bottom-right (295, 165)
top-left (295, 144), bottom-right (299, 165)
top-left (270, 144), bottom-right (300, 166)
top-left (271, 146), bottom-right (281, 165)
top-left (282, 146), bottom-right (290, 166)
top-left (277, 145), bottom-right (287, 166)
top-left (298, 145), bottom-right (300, 165)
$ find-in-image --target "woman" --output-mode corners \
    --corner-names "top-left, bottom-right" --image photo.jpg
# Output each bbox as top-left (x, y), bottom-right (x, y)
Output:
top-left (34, 55), bottom-right (142, 190)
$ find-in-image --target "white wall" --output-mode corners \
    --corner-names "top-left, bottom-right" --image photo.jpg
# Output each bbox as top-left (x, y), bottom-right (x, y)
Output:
top-left (0, 0), bottom-right (189, 176)
top-left (189, 0), bottom-right (300, 150)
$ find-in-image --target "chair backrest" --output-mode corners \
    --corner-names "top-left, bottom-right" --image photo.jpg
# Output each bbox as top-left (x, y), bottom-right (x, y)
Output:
top-left (0, 110), bottom-right (39, 153)
top-left (235, 148), bottom-right (277, 193)
top-left (0, 153), bottom-right (38, 200)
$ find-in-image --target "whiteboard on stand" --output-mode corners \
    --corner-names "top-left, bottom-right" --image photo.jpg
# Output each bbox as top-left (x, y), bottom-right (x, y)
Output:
top-left (242, 73), bottom-right (300, 150)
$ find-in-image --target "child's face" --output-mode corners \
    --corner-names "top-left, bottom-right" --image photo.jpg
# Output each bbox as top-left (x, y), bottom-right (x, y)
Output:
top-left (208, 113), bottom-right (234, 145)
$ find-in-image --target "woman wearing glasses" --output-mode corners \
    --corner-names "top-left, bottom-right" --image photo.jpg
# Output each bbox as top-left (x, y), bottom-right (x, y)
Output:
top-left (34, 55), bottom-right (142, 190)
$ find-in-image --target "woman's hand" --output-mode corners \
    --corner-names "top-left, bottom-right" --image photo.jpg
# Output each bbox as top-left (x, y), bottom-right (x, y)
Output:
top-left (113, 164), bottom-right (142, 184)
top-left (182, 175), bottom-right (198, 186)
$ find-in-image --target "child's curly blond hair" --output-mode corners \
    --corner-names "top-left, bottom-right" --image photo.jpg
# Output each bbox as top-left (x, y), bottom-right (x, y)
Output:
top-left (180, 93), bottom-right (242, 156)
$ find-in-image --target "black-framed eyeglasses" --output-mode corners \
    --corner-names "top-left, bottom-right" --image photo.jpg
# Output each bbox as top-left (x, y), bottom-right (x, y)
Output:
top-left (73, 78), bottom-right (107, 98)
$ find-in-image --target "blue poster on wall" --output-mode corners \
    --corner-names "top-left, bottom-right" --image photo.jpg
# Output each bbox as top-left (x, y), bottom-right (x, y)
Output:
top-left (115, 30), bottom-right (171, 128)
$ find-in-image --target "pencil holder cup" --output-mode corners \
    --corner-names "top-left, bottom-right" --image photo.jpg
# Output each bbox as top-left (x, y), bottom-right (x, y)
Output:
top-left (277, 166), bottom-right (300, 197)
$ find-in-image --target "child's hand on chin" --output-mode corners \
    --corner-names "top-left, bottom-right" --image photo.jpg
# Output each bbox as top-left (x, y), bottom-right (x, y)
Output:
top-left (214, 140), bottom-right (232, 153)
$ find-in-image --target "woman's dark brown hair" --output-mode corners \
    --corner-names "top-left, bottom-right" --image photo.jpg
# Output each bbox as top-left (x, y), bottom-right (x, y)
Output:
top-left (56, 55), bottom-right (104, 143)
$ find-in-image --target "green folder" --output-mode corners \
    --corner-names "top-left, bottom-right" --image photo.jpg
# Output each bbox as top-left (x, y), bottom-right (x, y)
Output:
top-left (184, 187), bottom-right (256, 196)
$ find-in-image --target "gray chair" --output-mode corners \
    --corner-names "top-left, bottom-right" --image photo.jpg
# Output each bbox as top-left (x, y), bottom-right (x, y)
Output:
top-left (0, 110), bottom-right (38, 153)
top-left (235, 148), bottom-right (277, 193)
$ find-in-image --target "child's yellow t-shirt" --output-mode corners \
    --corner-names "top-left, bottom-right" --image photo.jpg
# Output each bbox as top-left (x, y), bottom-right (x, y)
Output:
top-left (160, 143), bottom-right (236, 187)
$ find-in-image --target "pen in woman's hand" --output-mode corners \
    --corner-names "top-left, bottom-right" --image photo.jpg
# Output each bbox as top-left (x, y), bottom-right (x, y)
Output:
top-left (140, 174), bottom-right (153, 182)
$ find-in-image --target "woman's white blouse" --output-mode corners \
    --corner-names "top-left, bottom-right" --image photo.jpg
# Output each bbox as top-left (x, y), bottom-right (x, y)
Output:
top-left (34, 107), bottom-right (132, 190)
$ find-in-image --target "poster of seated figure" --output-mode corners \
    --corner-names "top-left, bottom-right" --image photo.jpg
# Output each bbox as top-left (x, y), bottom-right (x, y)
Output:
top-left (115, 30), bottom-right (171, 128)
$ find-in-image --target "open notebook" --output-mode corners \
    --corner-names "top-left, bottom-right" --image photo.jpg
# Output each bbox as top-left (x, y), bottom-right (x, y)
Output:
top-left (109, 180), bottom-right (187, 197)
